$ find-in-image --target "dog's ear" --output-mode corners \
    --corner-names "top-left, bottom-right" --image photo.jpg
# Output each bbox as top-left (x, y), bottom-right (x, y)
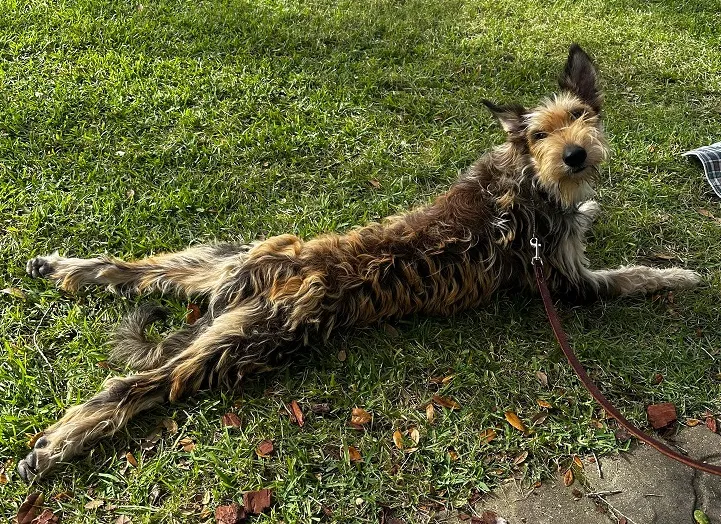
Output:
top-left (559, 44), bottom-right (602, 112)
top-left (482, 100), bottom-right (527, 135)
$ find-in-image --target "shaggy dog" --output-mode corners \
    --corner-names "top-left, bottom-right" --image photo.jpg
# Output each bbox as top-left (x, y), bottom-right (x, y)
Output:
top-left (18, 44), bottom-right (699, 481)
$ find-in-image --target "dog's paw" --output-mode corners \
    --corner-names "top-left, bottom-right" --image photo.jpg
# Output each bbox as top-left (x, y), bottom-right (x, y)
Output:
top-left (664, 268), bottom-right (702, 290)
top-left (17, 434), bottom-right (57, 482)
top-left (578, 200), bottom-right (601, 220)
top-left (26, 252), bottom-right (62, 279)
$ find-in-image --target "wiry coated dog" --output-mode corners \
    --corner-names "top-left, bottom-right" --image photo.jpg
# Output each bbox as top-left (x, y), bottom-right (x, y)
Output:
top-left (18, 45), bottom-right (700, 481)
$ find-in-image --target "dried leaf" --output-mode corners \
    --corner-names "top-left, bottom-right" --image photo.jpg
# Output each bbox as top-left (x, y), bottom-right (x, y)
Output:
top-left (573, 456), bottom-right (584, 470)
top-left (16, 492), bottom-right (43, 524)
top-left (432, 395), bottom-right (461, 410)
top-left (646, 402), bottom-right (677, 429)
top-left (531, 412), bottom-right (548, 426)
top-left (535, 370), bottom-right (549, 387)
top-left (706, 415), bottom-right (718, 434)
top-left (429, 375), bottom-right (455, 384)
top-left (161, 418), bottom-right (178, 434)
top-left (479, 428), bottom-right (497, 445)
top-left (652, 373), bottom-right (664, 385)
top-left (650, 252), bottom-right (676, 261)
top-left (310, 403), bottom-right (331, 415)
top-left (125, 451), bottom-right (138, 468)
top-left (350, 407), bottom-right (372, 426)
top-left (425, 403), bottom-right (435, 423)
top-left (221, 413), bottom-right (242, 428)
top-left (408, 427), bottom-right (420, 445)
top-left (447, 447), bottom-right (459, 461)
top-left (479, 510), bottom-right (499, 524)
top-left (178, 437), bottom-right (195, 452)
top-left (504, 411), bottom-right (528, 433)
top-left (52, 492), bottom-right (72, 501)
top-left (698, 208), bottom-right (721, 224)
top-left (686, 418), bottom-right (701, 427)
top-left (615, 428), bottom-right (631, 443)
top-left (348, 446), bottom-right (362, 462)
top-left (513, 451), bottom-right (529, 466)
top-left (336, 349), bottom-right (347, 362)
top-left (243, 488), bottom-right (273, 515)
top-left (115, 516), bottom-right (133, 524)
top-left (0, 472), bottom-right (6, 484)
top-left (33, 509), bottom-right (59, 524)
top-left (382, 323), bottom-right (399, 338)
top-left (215, 503), bottom-right (246, 524)
top-left (84, 499), bottom-right (105, 510)
top-left (536, 399), bottom-right (552, 409)
top-left (186, 303), bottom-right (201, 324)
top-left (562, 468), bottom-right (574, 487)
top-left (369, 179), bottom-right (381, 188)
top-left (572, 488), bottom-right (583, 501)
top-left (1, 287), bottom-right (26, 300)
top-left (290, 400), bottom-right (304, 427)
top-left (392, 429), bottom-right (404, 449)
top-left (256, 440), bottom-right (274, 458)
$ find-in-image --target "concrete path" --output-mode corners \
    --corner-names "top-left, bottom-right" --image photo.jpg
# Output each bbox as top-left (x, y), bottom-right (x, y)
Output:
top-left (448, 427), bottom-right (721, 524)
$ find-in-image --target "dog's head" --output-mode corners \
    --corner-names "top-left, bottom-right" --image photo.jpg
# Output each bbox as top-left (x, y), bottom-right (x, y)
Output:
top-left (484, 44), bottom-right (609, 208)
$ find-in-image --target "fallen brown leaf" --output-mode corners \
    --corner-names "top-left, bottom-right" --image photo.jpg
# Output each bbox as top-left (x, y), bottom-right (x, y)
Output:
top-left (706, 415), bottom-right (718, 434)
top-left (478, 510), bottom-right (499, 524)
top-left (432, 395), bottom-right (461, 410)
top-left (572, 488), bottom-right (583, 501)
top-left (221, 413), bottom-right (242, 428)
top-left (686, 418), bottom-right (701, 427)
top-left (27, 431), bottom-right (44, 448)
top-left (52, 492), bottom-right (72, 502)
top-left (425, 403), bottom-right (435, 423)
top-left (125, 451), bottom-right (138, 468)
top-left (447, 447), bottom-right (459, 461)
top-left (243, 488), bottom-right (272, 515)
top-left (0, 472), bottom-right (6, 484)
top-left (1, 287), bottom-right (26, 300)
top-left (535, 370), bottom-right (549, 387)
top-left (16, 492), bottom-right (44, 524)
top-left (409, 427), bottom-right (420, 445)
top-left (536, 399), bottom-right (552, 409)
top-left (256, 440), bottom-right (274, 458)
top-left (161, 418), bottom-right (178, 434)
top-left (114, 516), bottom-right (133, 524)
top-left (646, 402), bottom-right (677, 429)
top-left (84, 498), bottom-right (105, 510)
top-left (33, 509), bottom-right (59, 524)
top-left (698, 208), bottom-right (721, 224)
top-left (479, 428), bottom-right (497, 444)
top-left (652, 373), bottom-right (664, 385)
top-left (531, 412), bottom-right (548, 426)
top-left (513, 451), bottom-right (529, 466)
top-left (350, 407), bottom-right (372, 427)
top-left (348, 446), bottom-right (362, 462)
top-left (215, 503), bottom-right (245, 524)
top-left (562, 468), bottom-right (574, 487)
top-left (178, 437), bottom-right (195, 452)
top-left (369, 179), bottom-right (381, 189)
top-left (186, 303), bottom-right (201, 324)
top-left (310, 403), bottom-right (331, 415)
top-left (573, 456), bottom-right (584, 470)
top-left (392, 429), bottom-right (404, 450)
top-left (289, 400), bottom-right (304, 427)
top-left (504, 411), bottom-right (528, 433)
top-left (336, 349), bottom-right (347, 362)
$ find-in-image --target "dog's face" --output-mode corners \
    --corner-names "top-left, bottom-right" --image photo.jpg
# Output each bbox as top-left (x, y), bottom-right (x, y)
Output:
top-left (484, 45), bottom-right (609, 208)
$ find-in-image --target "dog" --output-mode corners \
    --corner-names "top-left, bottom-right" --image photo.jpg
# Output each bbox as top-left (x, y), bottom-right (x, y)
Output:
top-left (18, 44), bottom-right (700, 481)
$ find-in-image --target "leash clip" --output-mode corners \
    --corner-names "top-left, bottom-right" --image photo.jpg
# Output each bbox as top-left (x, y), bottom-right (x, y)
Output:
top-left (530, 237), bottom-right (542, 265)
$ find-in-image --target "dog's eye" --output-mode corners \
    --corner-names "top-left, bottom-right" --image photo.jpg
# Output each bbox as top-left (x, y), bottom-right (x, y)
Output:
top-left (532, 132), bottom-right (548, 141)
top-left (569, 109), bottom-right (585, 120)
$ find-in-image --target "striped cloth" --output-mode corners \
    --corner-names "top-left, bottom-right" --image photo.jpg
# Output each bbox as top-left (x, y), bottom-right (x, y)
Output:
top-left (683, 142), bottom-right (721, 198)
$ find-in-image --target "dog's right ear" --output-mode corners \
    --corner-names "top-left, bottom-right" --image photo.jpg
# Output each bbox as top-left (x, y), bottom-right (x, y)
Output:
top-left (559, 44), bottom-right (602, 112)
top-left (482, 100), bottom-right (527, 135)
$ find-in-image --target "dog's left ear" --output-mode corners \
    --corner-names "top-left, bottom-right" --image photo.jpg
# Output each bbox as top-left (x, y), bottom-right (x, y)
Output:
top-left (559, 44), bottom-right (602, 112)
top-left (482, 100), bottom-right (528, 135)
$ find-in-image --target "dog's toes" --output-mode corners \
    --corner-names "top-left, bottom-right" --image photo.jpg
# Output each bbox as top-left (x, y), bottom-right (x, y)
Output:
top-left (17, 435), bottom-right (55, 482)
top-left (26, 255), bottom-right (58, 279)
top-left (18, 452), bottom-right (38, 482)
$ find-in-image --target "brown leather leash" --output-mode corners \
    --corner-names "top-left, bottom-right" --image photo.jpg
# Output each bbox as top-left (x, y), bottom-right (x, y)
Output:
top-left (530, 237), bottom-right (721, 476)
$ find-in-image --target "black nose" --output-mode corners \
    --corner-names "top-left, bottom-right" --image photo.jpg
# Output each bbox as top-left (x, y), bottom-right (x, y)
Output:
top-left (563, 145), bottom-right (587, 168)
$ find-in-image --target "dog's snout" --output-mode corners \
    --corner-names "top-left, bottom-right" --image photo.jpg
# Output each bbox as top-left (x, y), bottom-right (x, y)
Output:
top-left (563, 145), bottom-right (587, 168)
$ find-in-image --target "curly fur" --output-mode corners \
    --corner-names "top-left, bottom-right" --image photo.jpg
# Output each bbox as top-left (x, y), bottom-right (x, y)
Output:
top-left (17, 44), bottom-right (700, 482)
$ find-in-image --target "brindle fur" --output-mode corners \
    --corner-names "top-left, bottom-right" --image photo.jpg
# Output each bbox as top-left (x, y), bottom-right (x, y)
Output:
top-left (18, 45), bottom-right (700, 481)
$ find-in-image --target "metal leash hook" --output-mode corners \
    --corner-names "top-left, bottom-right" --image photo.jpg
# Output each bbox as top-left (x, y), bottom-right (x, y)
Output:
top-left (530, 237), bottom-right (542, 265)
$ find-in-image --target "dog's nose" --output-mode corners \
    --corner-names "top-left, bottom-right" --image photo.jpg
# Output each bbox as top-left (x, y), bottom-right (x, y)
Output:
top-left (563, 145), bottom-right (587, 168)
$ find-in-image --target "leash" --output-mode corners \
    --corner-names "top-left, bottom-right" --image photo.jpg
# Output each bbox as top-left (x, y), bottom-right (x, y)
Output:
top-left (530, 235), bottom-right (721, 476)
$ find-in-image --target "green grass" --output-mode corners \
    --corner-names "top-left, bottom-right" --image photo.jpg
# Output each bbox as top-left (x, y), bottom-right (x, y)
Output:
top-left (1, 0), bottom-right (721, 521)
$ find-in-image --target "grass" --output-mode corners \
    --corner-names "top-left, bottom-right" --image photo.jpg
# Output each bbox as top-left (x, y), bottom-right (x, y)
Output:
top-left (1, 0), bottom-right (721, 521)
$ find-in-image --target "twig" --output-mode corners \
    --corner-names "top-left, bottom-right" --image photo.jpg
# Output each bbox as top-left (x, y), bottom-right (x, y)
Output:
top-left (589, 493), bottom-right (640, 524)
top-left (586, 490), bottom-right (622, 498)
top-left (593, 451), bottom-right (603, 479)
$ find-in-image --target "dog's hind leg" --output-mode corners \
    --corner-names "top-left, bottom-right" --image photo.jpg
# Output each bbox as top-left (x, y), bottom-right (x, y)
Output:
top-left (26, 242), bottom-right (251, 295)
top-left (17, 303), bottom-right (296, 481)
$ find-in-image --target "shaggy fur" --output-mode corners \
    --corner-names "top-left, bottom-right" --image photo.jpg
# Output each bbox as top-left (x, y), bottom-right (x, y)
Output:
top-left (18, 44), bottom-right (700, 481)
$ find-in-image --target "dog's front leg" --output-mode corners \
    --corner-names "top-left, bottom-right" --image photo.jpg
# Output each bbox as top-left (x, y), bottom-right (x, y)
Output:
top-left (582, 265), bottom-right (701, 298)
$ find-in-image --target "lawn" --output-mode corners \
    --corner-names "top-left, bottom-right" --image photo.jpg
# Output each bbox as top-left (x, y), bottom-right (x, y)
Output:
top-left (1, 0), bottom-right (720, 522)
